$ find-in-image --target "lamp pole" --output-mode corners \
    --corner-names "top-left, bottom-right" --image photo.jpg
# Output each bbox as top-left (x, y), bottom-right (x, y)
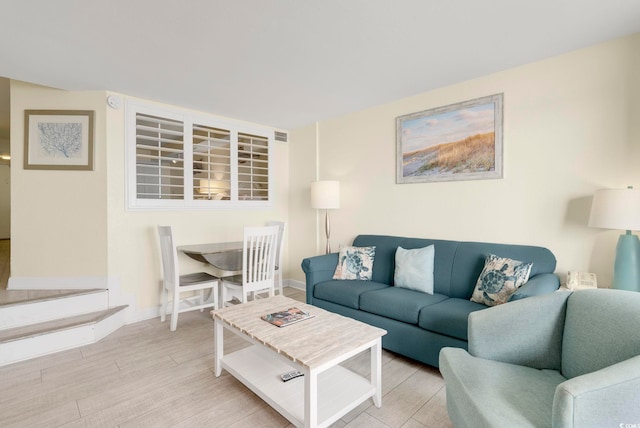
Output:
top-left (311, 180), bottom-right (341, 255)
top-left (324, 208), bottom-right (331, 254)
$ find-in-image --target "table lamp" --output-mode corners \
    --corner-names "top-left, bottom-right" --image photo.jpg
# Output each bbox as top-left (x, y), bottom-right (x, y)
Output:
top-left (311, 180), bottom-right (340, 254)
top-left (588, 186), bottom-right (640, 291)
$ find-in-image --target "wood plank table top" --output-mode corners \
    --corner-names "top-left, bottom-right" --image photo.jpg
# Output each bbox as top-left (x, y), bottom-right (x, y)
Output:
top-left (212, 295), bottom-right (387, 370)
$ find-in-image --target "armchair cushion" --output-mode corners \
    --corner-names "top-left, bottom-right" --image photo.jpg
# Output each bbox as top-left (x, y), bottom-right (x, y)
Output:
top-left (469, 291), bottom-right (569, 370)
top-left (440, 347), bottom-right (566, 428)
top-left (440, 289), bottom-right (640, 427)
top-left (561, 289), bottom-right (640, 379)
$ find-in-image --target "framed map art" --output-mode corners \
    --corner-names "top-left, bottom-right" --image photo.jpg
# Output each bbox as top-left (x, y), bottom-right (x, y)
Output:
top-left (24, 110), bottom-right (95, 170)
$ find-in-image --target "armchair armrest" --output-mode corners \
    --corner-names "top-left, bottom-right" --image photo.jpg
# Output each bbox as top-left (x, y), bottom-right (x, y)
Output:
top-left (469, 291), bottom-right (571, 370)
top-left (300, 253), bottom-right (339, 304)
top-left (553, 355), bottom-right (640, 427)
top-left (509, 273), bottom-right (560, 301)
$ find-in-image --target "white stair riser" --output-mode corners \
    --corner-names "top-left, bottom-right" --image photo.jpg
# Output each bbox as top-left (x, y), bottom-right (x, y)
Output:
top-left (0, 324), bottom-right (95, 366)
top-left (0, 312), bottom-right (125, 367)
top-left (0, 291), bottom-right (108, 330)
top-left (94, 309), bottom-right (126, 341)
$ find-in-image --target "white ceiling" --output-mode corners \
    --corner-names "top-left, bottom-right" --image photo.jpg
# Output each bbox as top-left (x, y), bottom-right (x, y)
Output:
top-left (1, 0), bottom-right (640, 132)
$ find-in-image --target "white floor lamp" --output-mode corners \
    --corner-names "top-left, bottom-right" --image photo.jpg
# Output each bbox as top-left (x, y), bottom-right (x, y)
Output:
top-left (311, 180), bottom-right (340, 254)
top-left (589, 186), bottom-right (640, 291)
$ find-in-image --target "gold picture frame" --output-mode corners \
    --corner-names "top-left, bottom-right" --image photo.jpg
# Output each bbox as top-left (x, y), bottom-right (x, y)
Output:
top-left (24, 110), bottom-right (95, 170)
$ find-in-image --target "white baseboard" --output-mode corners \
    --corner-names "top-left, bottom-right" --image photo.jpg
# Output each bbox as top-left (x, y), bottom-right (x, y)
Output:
top-left (123, 281), bottom-right (306, 325)
top-left (286, 279), bottom-right (305, 290)
top-left (8, 276), bottom-right (108, 290)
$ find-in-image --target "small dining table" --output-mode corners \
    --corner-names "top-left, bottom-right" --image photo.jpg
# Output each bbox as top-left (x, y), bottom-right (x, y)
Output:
top-left (178, 241), bottom-right (244, 278)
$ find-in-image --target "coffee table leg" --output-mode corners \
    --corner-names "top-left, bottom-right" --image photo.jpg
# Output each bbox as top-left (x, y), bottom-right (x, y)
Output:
top-left (371, 338), bottom-right (382, 408)
top-left (304, 368), bottom-right (318, 427)
top-left (214, 319), bottom-right (223, 377)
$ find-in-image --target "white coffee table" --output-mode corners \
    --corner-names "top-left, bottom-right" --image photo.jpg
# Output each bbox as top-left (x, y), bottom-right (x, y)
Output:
top-left (212, 295), bottom-right (387, 428)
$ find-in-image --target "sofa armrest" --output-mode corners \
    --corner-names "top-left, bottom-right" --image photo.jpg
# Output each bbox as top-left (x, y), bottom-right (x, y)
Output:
top-left (300, 253), bottom-right (339, 304)
top-left (469, 291), bottom-right (571, 370)
top-left (509, 273), bottom-right (560, 301)
top-left (553, 355), bottom-right (640, 427)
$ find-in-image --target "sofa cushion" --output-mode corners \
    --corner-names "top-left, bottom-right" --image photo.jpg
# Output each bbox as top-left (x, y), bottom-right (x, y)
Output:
top-left (470, 254), bottom-right (533, 306)
top-left (418, 298), bottom-right (487, 340)
top-left (313, 280), bottom-right (389, 309)
top-left (333, 246), bottom-right (376, 280)
top-left (394, 245), bottom-right (435, 294)
top-left (359, 287), bottom-right (448, 324)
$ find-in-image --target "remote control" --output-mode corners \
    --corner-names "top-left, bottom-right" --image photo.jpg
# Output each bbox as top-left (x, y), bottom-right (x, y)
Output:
top-left (280, 370), bottom-right (304, 382)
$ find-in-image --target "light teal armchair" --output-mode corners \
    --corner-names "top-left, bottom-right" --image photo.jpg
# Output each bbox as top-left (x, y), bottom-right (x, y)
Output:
top-left (439, 289), bottom-right (640, 427)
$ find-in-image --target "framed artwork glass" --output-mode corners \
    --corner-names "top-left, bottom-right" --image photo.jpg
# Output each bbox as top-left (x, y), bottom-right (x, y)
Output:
top-left (24, 110), bottom-right (95, 170)
top-left (396, 94), bottom-right (503, 183)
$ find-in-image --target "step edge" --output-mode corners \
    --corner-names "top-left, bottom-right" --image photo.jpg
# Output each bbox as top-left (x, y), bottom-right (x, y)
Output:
top-left (0, 305), bottom-right (128, 343)
top-left (0, 288), bottom-right (107, 308)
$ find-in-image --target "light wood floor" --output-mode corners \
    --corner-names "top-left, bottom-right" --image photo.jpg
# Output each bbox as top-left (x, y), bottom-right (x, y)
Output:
top-left (0, 239), bottom-right (8, 290)
top-left (0, 287), bottom-right (453, 428)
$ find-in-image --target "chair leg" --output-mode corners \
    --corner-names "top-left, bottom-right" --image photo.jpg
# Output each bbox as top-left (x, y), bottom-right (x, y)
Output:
top-left (214, 282), bottom-right (219, 310)
top-left (276, 271), bottom-right (283, 295)
top-left (160, 287), bottom-right (168, 322)
top-left (170, 297), bottom-right (179, 331)
top-left (221, 283), bottom-right (228, 307)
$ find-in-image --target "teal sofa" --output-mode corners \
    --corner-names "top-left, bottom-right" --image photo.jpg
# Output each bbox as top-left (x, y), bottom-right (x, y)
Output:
top-left (301, 234), bottom-right (560, 367)
top-left (440, 289), bottom-right (640, 427)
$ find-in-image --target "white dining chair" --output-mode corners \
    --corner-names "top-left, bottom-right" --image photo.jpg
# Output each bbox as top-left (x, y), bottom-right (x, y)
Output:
top-left (221, 225), bottom-right (279, 305)
top-left (266, 220), bottom-right (286, 295)
top-left (157, 225), bottom-right (220, 331)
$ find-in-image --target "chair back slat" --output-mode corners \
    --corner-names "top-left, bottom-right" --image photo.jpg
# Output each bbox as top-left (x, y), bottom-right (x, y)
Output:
top-left (157, 225), bottom-right (179, 292)
top-left (266, 220), bottom-right (286, 268)
top-left (242, 225), bottom-right (279, 294)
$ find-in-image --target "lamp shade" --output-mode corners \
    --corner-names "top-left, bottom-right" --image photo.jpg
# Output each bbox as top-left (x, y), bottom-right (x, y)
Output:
top-left (311, 180), bottom-right (340, 209)
top-left (589, 188), bottom-right (640, 231)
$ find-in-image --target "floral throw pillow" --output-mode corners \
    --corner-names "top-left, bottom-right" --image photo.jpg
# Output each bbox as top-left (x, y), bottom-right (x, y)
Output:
top-left (470, 254), bottom-right (533, 306)
top-left (333, 246), bottom-right (376, 281)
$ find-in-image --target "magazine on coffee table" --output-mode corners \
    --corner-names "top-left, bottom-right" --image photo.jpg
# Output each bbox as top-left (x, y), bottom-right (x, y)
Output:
top-left (261, 307), bottom-right (314, 327)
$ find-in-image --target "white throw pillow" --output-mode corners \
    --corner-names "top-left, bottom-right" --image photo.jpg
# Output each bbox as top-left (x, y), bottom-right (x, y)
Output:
top-left (394, 245), bottom-right (435, 294)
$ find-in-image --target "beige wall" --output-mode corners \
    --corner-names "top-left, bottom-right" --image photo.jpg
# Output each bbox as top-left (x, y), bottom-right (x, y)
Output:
top-left (10, 82), bottom-right (108, 279)
top-left (10, 83), bottom-right (290, 319)
top-left (8, 32), bottom-right (640, 313)
top-left (105, 96), bottom-right (290, 318)
top-left (289, 33), bottom-right (640, 287)
top-left (0, 138), bottom-right (9, 239)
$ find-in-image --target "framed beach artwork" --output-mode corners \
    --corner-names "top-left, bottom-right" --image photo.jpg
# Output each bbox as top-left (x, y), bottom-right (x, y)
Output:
top-left (24, 110), bottom-right (95, 170)
top-left (396, 93), bottom-right (503, 184)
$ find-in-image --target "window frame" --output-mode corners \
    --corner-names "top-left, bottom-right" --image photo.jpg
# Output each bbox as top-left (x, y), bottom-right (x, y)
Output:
top-left (126, 100), bottom-right (274, 211)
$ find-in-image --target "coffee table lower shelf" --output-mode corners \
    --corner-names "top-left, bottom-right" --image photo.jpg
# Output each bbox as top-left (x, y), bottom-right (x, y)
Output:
top-left (220, 345), bottom-right (375, 428)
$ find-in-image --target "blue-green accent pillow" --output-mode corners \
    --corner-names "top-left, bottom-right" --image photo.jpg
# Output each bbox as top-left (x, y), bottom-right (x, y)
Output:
top-left (471, 254), bottom-right (533, 306)
top-left (393, 245), bottom-right (435, 294)
top-left (333, 246), bottom-right (376, 280)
